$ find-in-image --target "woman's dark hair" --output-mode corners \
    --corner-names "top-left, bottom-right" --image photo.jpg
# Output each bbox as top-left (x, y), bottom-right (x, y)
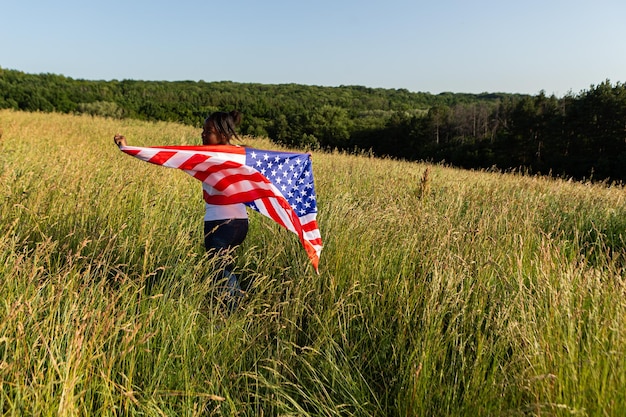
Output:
top-left (207, 110), bottom-right (242, 144)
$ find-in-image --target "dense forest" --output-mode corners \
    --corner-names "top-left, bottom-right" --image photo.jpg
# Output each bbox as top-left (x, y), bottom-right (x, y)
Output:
top-left (2, 67), bottom-right (625, 182)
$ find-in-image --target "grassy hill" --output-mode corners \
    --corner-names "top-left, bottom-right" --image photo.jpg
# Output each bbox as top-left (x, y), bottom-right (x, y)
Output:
top-left (1, 110), bottom-right (625, 416)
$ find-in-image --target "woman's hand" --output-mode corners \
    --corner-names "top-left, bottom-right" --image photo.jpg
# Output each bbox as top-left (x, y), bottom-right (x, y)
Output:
top-left (114, 134), bottom-right (127, 147)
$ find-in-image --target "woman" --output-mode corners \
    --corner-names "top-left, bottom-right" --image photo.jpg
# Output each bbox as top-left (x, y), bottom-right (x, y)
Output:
top-left (114, 110), bottom-right (248, 306)
top-left (199, 111), bottom-right (248, 303)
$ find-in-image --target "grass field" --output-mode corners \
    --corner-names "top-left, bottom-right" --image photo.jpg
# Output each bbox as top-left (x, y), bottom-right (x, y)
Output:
top-left (1, 109), bottom-right (625, 416)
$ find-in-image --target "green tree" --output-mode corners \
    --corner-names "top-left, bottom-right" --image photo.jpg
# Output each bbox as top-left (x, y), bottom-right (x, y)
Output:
top-left (309, 105), bottom-right (351, 148)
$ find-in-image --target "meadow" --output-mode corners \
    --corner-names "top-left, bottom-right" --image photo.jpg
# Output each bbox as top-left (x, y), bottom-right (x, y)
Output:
top-left (1, 109), bottom-right (625, 416)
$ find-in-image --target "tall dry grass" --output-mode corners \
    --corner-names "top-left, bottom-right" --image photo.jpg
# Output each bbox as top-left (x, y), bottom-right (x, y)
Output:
top-left (1, 110), bottom-right (625, 416)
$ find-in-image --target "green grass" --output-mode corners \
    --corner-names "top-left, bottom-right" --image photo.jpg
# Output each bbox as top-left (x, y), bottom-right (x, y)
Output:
top-left (1, 109), bottom-right (625, 416)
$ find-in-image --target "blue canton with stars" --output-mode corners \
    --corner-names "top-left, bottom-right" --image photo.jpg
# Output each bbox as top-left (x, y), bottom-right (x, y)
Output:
top-left (245, 148), bottom-right (318, 216)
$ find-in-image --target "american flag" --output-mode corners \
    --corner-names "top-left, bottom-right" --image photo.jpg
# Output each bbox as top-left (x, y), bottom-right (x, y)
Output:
top-left (118, 144), bottom-right (322, 273)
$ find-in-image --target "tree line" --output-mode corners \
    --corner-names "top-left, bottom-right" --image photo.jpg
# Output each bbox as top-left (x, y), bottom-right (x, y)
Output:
top-left (2, 67), bottom-right (625, 182)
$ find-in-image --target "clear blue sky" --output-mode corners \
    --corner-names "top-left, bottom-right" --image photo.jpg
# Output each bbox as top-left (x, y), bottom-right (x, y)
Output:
top-left (2, 0), bottom-right (625, 96)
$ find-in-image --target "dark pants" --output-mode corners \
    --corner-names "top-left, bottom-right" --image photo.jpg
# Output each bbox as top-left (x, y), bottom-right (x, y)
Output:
top-left (204, 219), bottom-right (249, 272)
